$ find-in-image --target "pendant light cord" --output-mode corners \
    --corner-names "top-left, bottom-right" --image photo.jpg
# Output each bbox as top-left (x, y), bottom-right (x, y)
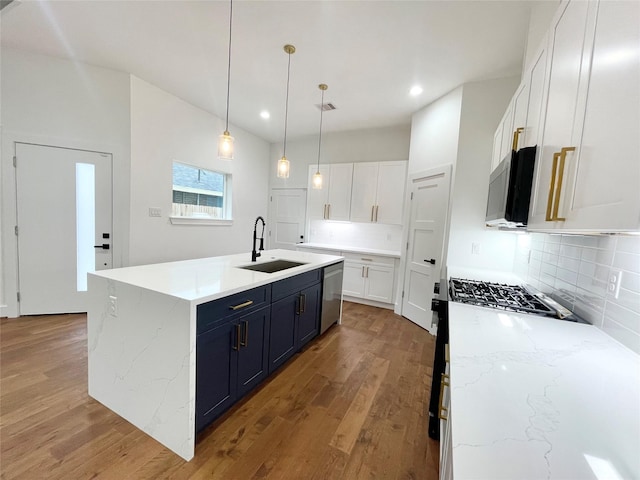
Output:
top-left (316, 88), bottom-right (324, 170)
top-left (224, 0), bottom-right (233, 132)
top-left (283, 51), bottom-right (292, 157)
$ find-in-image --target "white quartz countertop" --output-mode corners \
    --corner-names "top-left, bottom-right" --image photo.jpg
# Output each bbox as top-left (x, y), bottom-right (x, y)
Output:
top-left (448, 302), bottom-right (640, 479)
top-left (89, 249), bottom-right (343, 304)
top-left (297, 242), bottom-right (401, 258)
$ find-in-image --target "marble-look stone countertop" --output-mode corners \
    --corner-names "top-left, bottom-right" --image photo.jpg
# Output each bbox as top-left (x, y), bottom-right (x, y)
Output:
top-left (448, 302), bottom-right (640, 479)
top-left (296, 242), bottom-right (401, 258)
top-left (90, 249), bottom-right (343, 304)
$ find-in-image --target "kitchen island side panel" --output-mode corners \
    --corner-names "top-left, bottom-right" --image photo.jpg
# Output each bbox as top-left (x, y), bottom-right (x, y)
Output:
top-left (87, 274), bottom-right (196, 461)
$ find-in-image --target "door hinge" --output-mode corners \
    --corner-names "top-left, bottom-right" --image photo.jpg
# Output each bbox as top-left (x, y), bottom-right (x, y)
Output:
top-left (410, 191), bottom-right (414, 200)
top-left (13, 156), bottom-right (17, 167)
top-left (17, 292), bottom-right (21, 302)
top-left (14, 225), bottom-right (18, 236)
top-left (402, 290), bottom-right (405, 298)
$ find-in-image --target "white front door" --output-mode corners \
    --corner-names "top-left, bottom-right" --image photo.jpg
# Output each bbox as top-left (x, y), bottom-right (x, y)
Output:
top-left (401, 166), bottom-right (451, 333)
top-left (15, 143), bottom-right (113, 315)
top-left (268, 188), bottom-right (307, 250)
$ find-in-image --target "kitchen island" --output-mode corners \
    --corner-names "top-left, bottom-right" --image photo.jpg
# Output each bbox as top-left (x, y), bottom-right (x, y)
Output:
top-left (87, 249), bottom-right (343, 461)
top-left (445, 302), bottom-right (640, 479)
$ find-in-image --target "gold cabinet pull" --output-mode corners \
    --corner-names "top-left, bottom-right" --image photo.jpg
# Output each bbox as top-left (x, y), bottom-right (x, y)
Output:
top-left (552, 147), bottom-right (575, 221)
top-left (240, 320), bottom-right (248, 347)
top-left (445, 343), bottom-right (450, 364)
top-left (438, 373), bottom-right (450, 420)
top-left (327, 204), bottom-right (331, 219)
top-left (299, 293), bottom-right (306, 314)
top-left (233, 324), bottom-right (241, 350)
top-left (371, 205), bottom-right (375, 222)
top-left (512, 127), bottom-right (524, 151)
top-left (546, 152), bottom-right (562, 221)
top-left (365, 266), bottom-right (369, 278)
top-left (375, 205), bottom-right (379, 222)
top-left (546, 147), bottom-right (575, 222)
top-left (230, 300), bottom-right (253, 311)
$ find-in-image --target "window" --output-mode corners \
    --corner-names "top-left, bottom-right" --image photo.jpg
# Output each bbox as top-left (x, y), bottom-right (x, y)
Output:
top-left (171, 162), bottom-right (232, 224)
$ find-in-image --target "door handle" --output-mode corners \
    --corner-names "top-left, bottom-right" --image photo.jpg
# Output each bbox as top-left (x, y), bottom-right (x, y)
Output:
top-left (424, 258), bottom-right (436, 265)
top-left (233, 324), bottom-right (241, 351)
top-left (94, 244), bottom-right (110, 250)
top-left (240, 320), bottom-right (249, 347)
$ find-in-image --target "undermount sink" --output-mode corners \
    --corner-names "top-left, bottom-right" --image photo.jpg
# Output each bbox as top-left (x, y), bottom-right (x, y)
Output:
top-left (237, 259), bottom-right (307, 274)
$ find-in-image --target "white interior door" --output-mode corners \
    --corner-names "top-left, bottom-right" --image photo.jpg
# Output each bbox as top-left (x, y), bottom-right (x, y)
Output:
top-left (16, 143), bottom-right (113, 315)
top-left (401, 166), bottom-right (451, 333)
top-left (268, 188), bottom-right (306, 250)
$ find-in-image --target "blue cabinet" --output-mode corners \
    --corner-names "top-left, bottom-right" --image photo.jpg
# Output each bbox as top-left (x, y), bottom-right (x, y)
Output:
top-left (196, 269), bottom-right (323, 434)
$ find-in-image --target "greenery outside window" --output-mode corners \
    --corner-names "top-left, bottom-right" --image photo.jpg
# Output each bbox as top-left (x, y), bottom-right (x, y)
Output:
top-left (170, 162), bottom-right (232, 225)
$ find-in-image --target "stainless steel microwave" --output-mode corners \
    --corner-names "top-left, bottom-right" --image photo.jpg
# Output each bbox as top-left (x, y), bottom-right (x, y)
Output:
top-left (485, 146), bottom-right (537, 227)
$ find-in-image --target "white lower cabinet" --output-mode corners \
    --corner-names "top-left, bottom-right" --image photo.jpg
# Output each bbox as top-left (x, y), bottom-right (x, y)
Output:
top-left (342, 253), bottom-right (395, 304)
top-left (439, 350), bottom-right (453, 480)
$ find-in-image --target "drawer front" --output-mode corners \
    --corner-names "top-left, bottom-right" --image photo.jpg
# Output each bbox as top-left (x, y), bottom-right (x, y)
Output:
top-left (342, 252), bottom-right (396, 266)
top-left (197, 285), bottom-right (271, 335)
top-left (271, 269), bottom-right (321, 302)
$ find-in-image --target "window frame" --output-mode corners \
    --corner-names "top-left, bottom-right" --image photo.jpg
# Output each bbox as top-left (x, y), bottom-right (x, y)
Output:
top-left (169, 161), bottom-right (233, 226)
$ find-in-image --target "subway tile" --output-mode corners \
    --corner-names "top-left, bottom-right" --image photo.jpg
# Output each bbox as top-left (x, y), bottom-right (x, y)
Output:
top-left (578, 262), bottom-right (609, 283)
top-left (542, 252), bottom-right (559, 265)
top-left (530, 249), bottom-right (543, 261)
top-left (581, 247), bottom-right (614, 266)
top-left (604, 301), bottom-right (640, 335)
top-left (538, 278), bottom-right (555, 295)
top-left (610, 287), bottom-right (640, 316)
top-left (556, 266), bottom-right (578, 285)
top-left (620, 270), bottom-right (640, 295)
top-left (612, 251), bottom-right (640, 275)
top-left (559, 244), bottom-right (582, 260)
top-left (561, 235), bottom-right (590, 247)
top-left (541, 261), bottom-right (557, 276)
top-left (615, 235), bottom-right (640, 254)
top-left (543, 241), bottom-right (561, 255)
top-left (557, 255), bottom-right (581, 273)
top-left (577, 272), bottom-right (608, 298)
top-left (574, 287), bottom-right (605, 327)
top-left (601, 318), bottom-right (640, 354)
top-left (545, 234), bottom-right (562, 245)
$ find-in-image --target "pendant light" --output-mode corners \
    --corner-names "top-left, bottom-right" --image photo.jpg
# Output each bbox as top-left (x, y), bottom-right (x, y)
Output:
top-left (312, 84), bottom-right (328, 189)
top-left (218, 0), bottom-right (234, 160)
top-left (277, 44), bottom-right (296, 178)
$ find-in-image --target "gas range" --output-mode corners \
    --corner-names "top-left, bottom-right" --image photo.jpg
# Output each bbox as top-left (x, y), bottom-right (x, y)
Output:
top-left (449, 277), bottom-right (587, 322)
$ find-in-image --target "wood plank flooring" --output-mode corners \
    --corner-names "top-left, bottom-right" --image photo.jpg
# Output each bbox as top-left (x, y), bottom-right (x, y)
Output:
top-left (1, 302), bottom-right (439, 479)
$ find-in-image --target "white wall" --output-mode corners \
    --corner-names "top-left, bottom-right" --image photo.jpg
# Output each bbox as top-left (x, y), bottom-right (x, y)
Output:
top-left (268, 124), bottom-right (410, 190)
top-left (129, 77), bottom-right (271, 266)
top-left (407, 87), bottom-right (462, 174)
top-left (1, 49), bottom-right (131, 318)
top-left (446, 76), bottom-right (520, 271)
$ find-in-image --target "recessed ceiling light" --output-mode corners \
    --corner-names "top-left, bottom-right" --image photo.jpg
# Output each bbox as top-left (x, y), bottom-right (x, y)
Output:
top-left (410, 85), bottom-right (423, 96)
top-left (260, 110), bottom-right (270, 119)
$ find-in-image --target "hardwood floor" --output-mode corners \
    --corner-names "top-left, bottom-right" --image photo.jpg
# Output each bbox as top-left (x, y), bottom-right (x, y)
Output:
top-left (1, 302), bottom-right (439, 479)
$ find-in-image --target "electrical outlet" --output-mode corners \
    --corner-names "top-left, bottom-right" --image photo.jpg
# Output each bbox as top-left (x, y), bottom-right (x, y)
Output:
top-left (608, 270), bottom-right (623, 299)
top-left (471, 242), bottom-right (481, 255)
top-left (109, 295), bottom-right (118, 316)
top-left (148, 207), bottom-right (161, 217)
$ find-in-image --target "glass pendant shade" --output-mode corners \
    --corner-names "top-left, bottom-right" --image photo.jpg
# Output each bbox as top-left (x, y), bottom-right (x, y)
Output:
top-left (277, 156), bottom-right (290, 178)
top-left (312, 171), bottom-right (323, 189)
top-left (218, 131), bottom-right (234, 160)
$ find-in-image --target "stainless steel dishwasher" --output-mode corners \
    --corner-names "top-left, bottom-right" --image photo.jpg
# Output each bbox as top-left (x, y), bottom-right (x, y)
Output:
top-left (321, 261), bottom-right (344, 334)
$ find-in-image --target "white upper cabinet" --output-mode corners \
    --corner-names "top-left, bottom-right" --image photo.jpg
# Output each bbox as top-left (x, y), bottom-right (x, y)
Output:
top-left (528, 0), bottom-right (640, 232)
top-left (524, 44), bottom-right (548, 148)
top-left (306, 163), bottom-right (353, 221)
top-left (511, 82), bottom-right (530, 150)
top-left (350, 161), bottom-right (407, 224)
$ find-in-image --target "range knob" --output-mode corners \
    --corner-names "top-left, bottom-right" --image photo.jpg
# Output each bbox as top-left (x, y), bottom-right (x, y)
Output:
top-left (433, 282), bottom-right (440, 295)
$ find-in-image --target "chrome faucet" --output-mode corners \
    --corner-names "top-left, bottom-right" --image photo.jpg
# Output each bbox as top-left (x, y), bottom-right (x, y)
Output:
top-left (252, 216), bottom-right (266, 262)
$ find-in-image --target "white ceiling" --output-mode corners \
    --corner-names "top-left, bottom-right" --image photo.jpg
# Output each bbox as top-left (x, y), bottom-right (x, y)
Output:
top-left (1, 0), bottom-right (536, 143)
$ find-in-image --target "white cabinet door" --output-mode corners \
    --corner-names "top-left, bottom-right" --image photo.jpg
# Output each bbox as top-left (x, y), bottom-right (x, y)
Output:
top-left (350, 161), bottom-right (407, 224)
top-left (350, 163), bottom-right (379, 222)
top-left (499, 101), bottom-right (514, 160)
top-left (342, 261), bottom-right (366, 297)
top-left (491, 125), bottom-right (503, 172)
top-left (375, 162), bottom-right (407, 224)
top-left (363, 264), bottom-right (394, 303)
top-left (307, 164), bottom-right (330, 220)
top-left (326, 163), bottom-right (353, 221)
top-left (511, 82), bottom-right (530, 151)
top-left (528, 0), bottom-right (594, 229)
top-left (561, 0), bottom-right (640, 231)
top-left (524, 43), bottom-right (548, 148)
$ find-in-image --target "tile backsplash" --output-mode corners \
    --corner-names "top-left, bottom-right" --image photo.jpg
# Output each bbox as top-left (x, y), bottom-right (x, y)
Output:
top-left (514, 233), bottom-right (640, 354)
top-left (308, 220), bottom-right (403, 252)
